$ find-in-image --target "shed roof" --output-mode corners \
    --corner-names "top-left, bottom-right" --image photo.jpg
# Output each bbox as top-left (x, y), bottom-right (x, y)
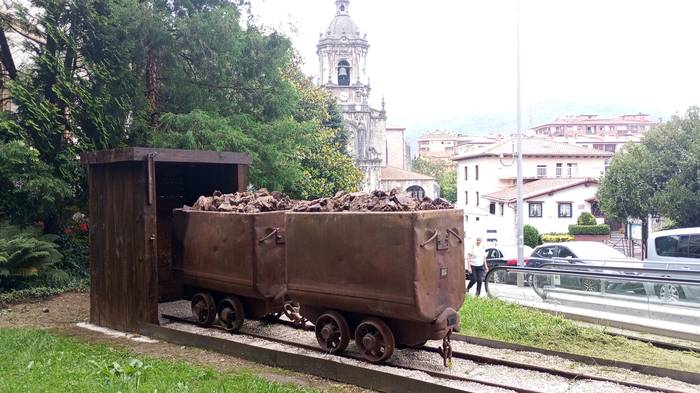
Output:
top-left (484, 178), bottom-right (598, 203)
top-left (380, 166), bottom-right (435, 181)
top-left (80, 147), bottom-right (252, 165)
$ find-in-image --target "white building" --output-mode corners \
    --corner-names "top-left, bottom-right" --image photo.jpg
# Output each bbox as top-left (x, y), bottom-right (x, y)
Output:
top-left (384, 127), bottom-right (411, 170)
top-left (379, 167), bottom-right (439, 200)
top-left (417, 131), bottom-right (500, 162)
top-left (452, 138), bottom-right (612, 245)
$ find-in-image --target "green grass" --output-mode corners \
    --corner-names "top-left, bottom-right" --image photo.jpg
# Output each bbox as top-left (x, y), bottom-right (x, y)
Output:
top-left (0, 328), bottom-right (318, 393)
top-left (460, 297), bottom-right (700, 372)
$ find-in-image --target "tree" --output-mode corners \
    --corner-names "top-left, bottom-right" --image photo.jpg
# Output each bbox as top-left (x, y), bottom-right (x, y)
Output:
top-left (412, 157), bottom-right (457, 202)
top-left (598, 107), bottom-right (700, 255)
top-left (1, 0), bottom-right (362, 232)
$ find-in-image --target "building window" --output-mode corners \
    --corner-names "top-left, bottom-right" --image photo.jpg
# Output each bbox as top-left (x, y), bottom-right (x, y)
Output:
top-left (489, 202), bottom-right (496, 215)
top-left (529, 202), bottom-right (543, 218)
top-left (590, 201), bottom-right (603, 218)
top-left (406, 185), bottom-right (425, 200)
top-left (556, 163), bottom-right (562, 178)
top-left (464, 166), bottom-right (468, 180)
top-left (337, 60), bottom-right (351, 86)
top-left (558, 203), bottom-right (572, 218)
top-left (465, 191), bottom-right (468, 205)
top-left (536, 165), bottom-right (547, 178)
top-left (567, 163), bottom-right (578, 177)
top-left (476, 192), bottom-right (480, 206)
top-left (499, 203), bottom-right (504, 216)
top-left (475, 165), bottom-right (479, 180)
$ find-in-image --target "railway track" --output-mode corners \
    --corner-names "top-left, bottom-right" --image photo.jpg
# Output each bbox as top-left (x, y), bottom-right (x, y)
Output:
top-left (158, 313), bottom-right (693, 393)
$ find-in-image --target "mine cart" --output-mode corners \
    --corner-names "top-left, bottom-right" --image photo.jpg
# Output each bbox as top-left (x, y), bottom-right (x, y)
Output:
top-left (286, 210), bottom-right (465, 362)
top-left (172, 209), bottom-right (287, 331)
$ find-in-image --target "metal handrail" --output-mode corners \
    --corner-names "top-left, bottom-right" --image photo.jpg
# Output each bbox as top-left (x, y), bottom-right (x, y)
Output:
top-left (483, 266), bottom-right (700, 298)
top-left (537, 262), bottom-right (700, 278)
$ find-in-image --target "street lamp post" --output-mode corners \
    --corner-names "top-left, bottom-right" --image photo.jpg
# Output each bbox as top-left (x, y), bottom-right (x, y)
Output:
top-left (516, 0), bottom-right (525, 269)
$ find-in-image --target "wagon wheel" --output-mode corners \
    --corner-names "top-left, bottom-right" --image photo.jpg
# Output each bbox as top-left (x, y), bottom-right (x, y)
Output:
top-left (354, 317), bottom-right (395, 363)
top-left (315, 311), bottom-right (351, 354)
top-left (218, 297), bottom-right (245, 332)
top-left (191, 292), bottom-right (217, 326)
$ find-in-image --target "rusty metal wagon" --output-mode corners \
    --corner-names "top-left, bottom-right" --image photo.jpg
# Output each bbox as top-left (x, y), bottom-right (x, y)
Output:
top-left (172, 209), bottom-right (287, 331)
top-left (285, 209), bottom-right (465, 362)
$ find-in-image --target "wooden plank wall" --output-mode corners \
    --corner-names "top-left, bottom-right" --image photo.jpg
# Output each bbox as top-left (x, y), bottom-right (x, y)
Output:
top-left (88, 160), bottom-right (244, 332)
top-left (89, 162), bottom-right (158, 332)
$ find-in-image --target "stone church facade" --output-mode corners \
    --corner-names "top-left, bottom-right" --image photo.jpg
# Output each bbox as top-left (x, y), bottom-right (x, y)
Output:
top-left (317, 0), bottom-right (386, 191)
top-left (318, 0), bottom-right (439, 198)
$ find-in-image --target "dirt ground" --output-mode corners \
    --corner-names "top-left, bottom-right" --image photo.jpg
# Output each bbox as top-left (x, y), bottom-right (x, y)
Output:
top-left (0, 292), bottom-right (369, 393)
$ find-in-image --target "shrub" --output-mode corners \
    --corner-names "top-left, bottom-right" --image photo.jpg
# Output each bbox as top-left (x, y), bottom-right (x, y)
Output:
top-left (540, 233), bottom-right (575, 243)
top-left (568, 224), bottom-right (611, 235)
top-left (577, 212), bottom-right (597, 225)
top-left (524, 225), bottom-right (541, 248)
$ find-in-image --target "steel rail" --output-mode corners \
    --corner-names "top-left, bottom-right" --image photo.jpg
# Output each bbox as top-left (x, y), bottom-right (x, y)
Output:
top-left (140, 321), bottom-right (464, 393)
top-left (282, 315), bottom-right (699, 382)
top-left (157, 314), bottom-right (541, 393)
top-left (419, 346), bottom-right (689, 393)
top-left (157, 313), bottom-right (689, 393)
top-left (449, 333), bottom-right (700, 384)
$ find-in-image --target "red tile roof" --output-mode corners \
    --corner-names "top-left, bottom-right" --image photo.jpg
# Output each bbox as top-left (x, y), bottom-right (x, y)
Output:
top-left (452, 138), bottom-right (613, 161)
top-left (484, 178), bottom-right (598, 202)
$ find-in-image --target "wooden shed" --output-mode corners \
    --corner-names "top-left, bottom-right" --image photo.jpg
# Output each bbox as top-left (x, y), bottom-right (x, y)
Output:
top-left (80, 148), bottom-right (251, 332)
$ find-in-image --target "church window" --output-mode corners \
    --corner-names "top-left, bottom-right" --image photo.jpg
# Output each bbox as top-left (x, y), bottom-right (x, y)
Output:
top-left (338, 60), bottom-right (351, 86)
top-left (340, 5), bottom-right (345, 11)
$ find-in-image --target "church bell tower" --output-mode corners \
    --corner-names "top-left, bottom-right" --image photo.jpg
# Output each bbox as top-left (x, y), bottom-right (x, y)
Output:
top-left (318, 0), bottom-right (386, 191)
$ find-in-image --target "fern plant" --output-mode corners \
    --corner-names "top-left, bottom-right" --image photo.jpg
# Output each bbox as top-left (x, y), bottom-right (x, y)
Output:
top-left (0, 232), bottom-right (66, 290)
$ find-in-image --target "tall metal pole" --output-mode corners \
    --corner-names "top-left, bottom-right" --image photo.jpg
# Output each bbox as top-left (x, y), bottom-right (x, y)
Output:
top-left (516, 0), bottom-right (525, 267)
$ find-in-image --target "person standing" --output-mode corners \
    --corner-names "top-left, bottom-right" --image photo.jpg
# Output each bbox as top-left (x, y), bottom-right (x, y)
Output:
top-left (467, 237), bottom-right (488, 296)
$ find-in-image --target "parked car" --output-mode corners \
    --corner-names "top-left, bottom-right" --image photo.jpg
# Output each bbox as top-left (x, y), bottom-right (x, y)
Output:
top-left (526, 241), bottom-right (636, 293)
top-left (645, 228), bottom-right (700, 302)
top-left (484, 245), bottom-right (533, 284)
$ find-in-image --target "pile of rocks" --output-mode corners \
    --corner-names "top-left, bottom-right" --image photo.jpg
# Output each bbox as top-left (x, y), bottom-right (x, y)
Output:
top-left (188, 189), bottom-right (295, 213)
top-left (292, 189), bottom-right (453, 212)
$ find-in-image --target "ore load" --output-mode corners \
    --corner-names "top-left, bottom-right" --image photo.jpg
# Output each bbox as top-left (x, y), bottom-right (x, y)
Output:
top-left (173, 188), bottom-right (463, 363)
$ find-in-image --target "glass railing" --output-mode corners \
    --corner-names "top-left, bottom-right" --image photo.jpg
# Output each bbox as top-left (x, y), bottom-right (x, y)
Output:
top-left (484, 265), bottom-right (700, 325)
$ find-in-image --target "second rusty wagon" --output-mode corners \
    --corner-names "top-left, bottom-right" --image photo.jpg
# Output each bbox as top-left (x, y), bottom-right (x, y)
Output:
top-left (285, 209), bottom-right (465, 362)
top-left (172, 209), bottom-right (287, 331)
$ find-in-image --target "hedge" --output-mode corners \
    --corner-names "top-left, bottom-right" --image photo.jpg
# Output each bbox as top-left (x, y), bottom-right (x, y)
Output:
top-left (540, 233), bottom-right (574, 243)
top-left (568, 224), bottom-right (611, 235)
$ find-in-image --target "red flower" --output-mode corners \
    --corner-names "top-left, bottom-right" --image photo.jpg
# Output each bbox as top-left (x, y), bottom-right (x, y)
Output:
top-left (79, 223), bottom-right (89, 233)
top-left (64, 227), bottom-right (73, 235)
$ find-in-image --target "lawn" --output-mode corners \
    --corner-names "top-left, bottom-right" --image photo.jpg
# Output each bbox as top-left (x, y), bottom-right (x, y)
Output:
top-left (0, 328), bottom-right (318, 393)
top-left (460, 296), bottom-right (700, 372)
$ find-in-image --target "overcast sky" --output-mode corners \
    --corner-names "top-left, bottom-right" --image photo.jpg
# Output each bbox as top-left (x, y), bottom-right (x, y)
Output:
top-left (252, 0), bottom-right (700, 134)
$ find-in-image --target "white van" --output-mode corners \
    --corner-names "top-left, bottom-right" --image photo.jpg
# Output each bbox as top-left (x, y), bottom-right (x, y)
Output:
top-left (645, 227), bottom-right (700, 302)
top-left (646, 227), bottom-right (700, 269)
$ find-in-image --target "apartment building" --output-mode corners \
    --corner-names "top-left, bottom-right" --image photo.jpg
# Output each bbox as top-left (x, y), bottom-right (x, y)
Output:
top-left (453, 138), bottom-right (612, 245)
